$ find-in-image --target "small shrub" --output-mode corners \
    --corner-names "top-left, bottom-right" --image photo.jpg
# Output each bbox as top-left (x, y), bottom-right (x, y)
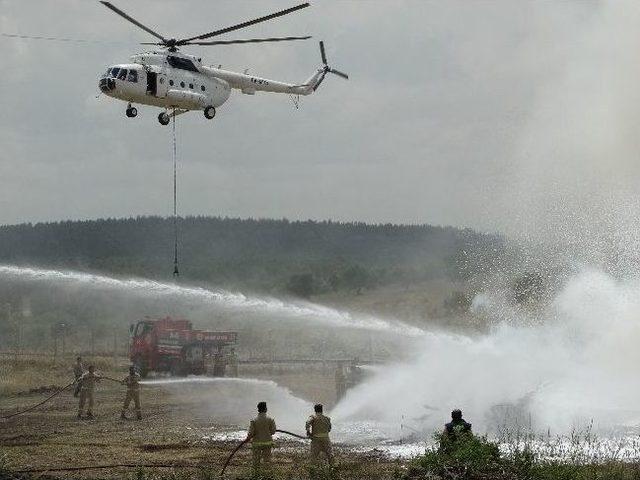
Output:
top-left (406, 432), bottom-right (507, 479)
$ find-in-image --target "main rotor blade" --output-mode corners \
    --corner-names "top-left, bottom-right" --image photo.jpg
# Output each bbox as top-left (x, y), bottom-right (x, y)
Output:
top-left (329, 68), bottom-right (349, 80)
top-left (177, 3), bottom-right (310, 45)
top-left (319, 41), bottom-right (327, 65)
top-left (100, 1), bottom-right (167, 43)
top-left (187, 35), bottom-right (311, 46)
top-left (1, 32), bottom-right (127, 45)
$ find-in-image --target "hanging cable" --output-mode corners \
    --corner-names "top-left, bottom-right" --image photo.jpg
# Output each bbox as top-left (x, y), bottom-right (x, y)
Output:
top-left (172, 111), bottom-right (179, 278)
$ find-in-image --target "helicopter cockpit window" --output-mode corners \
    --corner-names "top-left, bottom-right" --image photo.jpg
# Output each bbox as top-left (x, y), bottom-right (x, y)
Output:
top-left (127, 70), bottom-right (138, 83)
top-left (110, 67), bottom-right (120, 78)
top-left (167, 55), bottom-right (199, 72)
top-left (117, 69), bottom-right (128, 81)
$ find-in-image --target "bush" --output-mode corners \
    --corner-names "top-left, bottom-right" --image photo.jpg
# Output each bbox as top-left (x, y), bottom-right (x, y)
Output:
top-left (401, 431), bottom-right (640, 480)
top-left (405, 432), bottom-right (508, 479)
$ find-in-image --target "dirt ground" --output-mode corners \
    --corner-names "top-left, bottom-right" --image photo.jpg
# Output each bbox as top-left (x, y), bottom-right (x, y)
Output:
top-left (0, 357), bottom-right (402, 479)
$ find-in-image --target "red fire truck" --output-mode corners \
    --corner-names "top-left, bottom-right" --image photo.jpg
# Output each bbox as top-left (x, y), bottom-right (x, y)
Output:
top-left (129, 316), bottom-right (237, 377)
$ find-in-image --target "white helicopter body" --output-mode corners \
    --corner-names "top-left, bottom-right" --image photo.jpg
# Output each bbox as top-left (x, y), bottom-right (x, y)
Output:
top-left (99, 50), bottom-right (325, 124)
top-left (92, 2), bottom-right (346, 125)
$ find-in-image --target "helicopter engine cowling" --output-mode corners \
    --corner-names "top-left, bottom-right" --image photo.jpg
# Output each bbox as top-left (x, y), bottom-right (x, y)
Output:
top-left (165, 89), bottom-right (208, 109)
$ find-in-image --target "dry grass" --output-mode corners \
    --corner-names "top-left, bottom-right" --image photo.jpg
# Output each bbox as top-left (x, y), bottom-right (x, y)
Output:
top-left (0, 354), bottom-right (127, 396)
top-left (0, 357), bottom-right (399, 480)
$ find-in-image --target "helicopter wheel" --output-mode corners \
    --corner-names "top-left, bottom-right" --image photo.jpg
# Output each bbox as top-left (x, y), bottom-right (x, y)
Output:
top-left (204, 106), bottom-right (216, 120)
top-left (126, 106), bottom-right (138, 118)
top-left (158, 112), bottom-right (170, 126)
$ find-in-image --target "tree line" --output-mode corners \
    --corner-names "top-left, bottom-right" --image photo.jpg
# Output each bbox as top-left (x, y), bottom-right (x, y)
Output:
top-left (0, 216), bottom-right (503, 294)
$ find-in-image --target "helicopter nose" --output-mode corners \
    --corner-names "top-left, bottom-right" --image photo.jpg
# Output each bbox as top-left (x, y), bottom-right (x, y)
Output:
top-left (99, 77), bottom-right (116, 93)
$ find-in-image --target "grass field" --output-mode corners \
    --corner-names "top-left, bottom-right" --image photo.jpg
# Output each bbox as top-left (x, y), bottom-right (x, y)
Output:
top-left (5, 356), bottom-right (640, 480)
top-left (0, 355), bottom-right (399, 480)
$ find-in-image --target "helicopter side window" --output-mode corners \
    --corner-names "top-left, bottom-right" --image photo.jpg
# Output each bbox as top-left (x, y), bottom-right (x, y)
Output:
top-left (127, 70), bottom-right (138, 83)
top-left (169, 79), bottom-right (174, 86)
top-left (110, 67), bottom-right (120, 78)
top-left (201, 85), bottom-right (206, 92)
top-left (189, 83), bottom-right (194, 89)
top-left (180, 81), bottom-right (185, 88)
top-left (117, 69), bottom-right (128, 81)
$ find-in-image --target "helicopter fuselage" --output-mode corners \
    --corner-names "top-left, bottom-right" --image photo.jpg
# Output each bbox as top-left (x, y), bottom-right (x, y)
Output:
top-left (99, 52), bottom-right (233, 112)
top-left (97, 48), bottom-right (340, 124)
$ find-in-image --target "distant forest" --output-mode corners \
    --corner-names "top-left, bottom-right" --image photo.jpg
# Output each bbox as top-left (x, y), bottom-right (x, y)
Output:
top-left (0, 216), bottom-right (503, 295)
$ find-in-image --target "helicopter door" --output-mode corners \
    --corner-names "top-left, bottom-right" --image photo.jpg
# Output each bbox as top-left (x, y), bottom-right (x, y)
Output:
top-left (146, 71), bottom-right (157, 96)
top-left (155, 73), bottom-right (168, 98)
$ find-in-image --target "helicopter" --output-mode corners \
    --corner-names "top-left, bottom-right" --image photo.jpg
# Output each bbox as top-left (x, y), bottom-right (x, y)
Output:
top-left (96, 1), bottom-right (348, 125)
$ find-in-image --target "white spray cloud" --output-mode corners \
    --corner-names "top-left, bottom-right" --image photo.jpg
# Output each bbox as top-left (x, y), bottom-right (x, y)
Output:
top-left (142, 377), bottom-right (311, 432)
top-left (332, 269), bottom-right (640, 440)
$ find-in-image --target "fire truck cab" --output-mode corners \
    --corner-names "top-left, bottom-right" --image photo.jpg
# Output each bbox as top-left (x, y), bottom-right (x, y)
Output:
top-left (129, 316), bottom-right (237, 378)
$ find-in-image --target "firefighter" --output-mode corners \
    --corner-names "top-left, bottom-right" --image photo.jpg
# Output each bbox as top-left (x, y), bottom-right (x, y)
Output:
top-left (72, 356), bottom-right (84, 398)
top-left (121, 366), bottom-right (142, 420)
top-left (228, 348), bottom-right (239, 377)
top-left (246, 401), bottom-right (276, 475)
top-left (440, 409), bottom-right (472, 452)
top-left (306, 403), bottom-right (333, 466)
top-left (77, 365), bottom-right (101, 419)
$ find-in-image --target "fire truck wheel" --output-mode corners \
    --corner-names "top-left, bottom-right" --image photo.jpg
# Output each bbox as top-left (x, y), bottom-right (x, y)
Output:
top-left (170, 360), bottom-right (186, 377)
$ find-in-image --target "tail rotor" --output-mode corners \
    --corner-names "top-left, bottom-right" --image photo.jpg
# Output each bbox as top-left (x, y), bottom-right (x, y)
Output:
top-left (314, 40), bottom-right (348, 91)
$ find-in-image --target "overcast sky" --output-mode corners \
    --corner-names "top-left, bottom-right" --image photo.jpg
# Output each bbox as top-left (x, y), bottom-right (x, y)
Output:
top-left (2, 1), bottom-right (640, 238)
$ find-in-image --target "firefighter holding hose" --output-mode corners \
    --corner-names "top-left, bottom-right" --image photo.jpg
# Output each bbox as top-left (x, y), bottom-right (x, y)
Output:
top-left (76, 365), bottom-right (101, 419)
top-left (72, 356), bottom-right (84, 397)
top-left (121, 366), bottom-right (142, 420)
top-left (247, 401), bottom-right (276, 475)
top-left (306, 403), bottom-right (333, 466)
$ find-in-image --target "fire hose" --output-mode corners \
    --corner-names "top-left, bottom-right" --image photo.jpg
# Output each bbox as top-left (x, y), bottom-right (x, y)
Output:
top-left (1, 376), bottom-right (125, 420)
top-left (1, 380), bottom-right (76, 419)
top-left (3, 379), bottom-right (310, 478)
top-left (219, 429), bottom-right (309, 477)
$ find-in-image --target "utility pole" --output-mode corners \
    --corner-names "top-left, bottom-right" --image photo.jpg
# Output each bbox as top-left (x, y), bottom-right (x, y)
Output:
top-left (7, 304), bottom-right (18, 363)
top-left (113, 329), bottom-right (118, 368)
top-left (20, 296), bottom-right (31, 359)
top-left (52, 324), bottom-right (58, 364)
top-left (61, 323), bottom-right (66, 357)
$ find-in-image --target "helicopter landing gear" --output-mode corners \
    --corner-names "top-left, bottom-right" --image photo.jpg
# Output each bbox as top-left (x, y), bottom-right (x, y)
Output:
top-left (204, 106), bottom-right (216, 120)
top-left (158, 111), bottom-right (170, 126)
top-left (125, 104), bottom-right (138, 118)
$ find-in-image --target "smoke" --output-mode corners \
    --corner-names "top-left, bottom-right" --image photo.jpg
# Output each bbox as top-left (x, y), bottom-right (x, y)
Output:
top-left (332, 268), bottom-right (640, 440)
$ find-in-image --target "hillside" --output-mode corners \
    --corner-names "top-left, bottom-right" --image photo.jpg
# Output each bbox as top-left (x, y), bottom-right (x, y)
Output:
top-left (0, 216), bottom-right (503, 294)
